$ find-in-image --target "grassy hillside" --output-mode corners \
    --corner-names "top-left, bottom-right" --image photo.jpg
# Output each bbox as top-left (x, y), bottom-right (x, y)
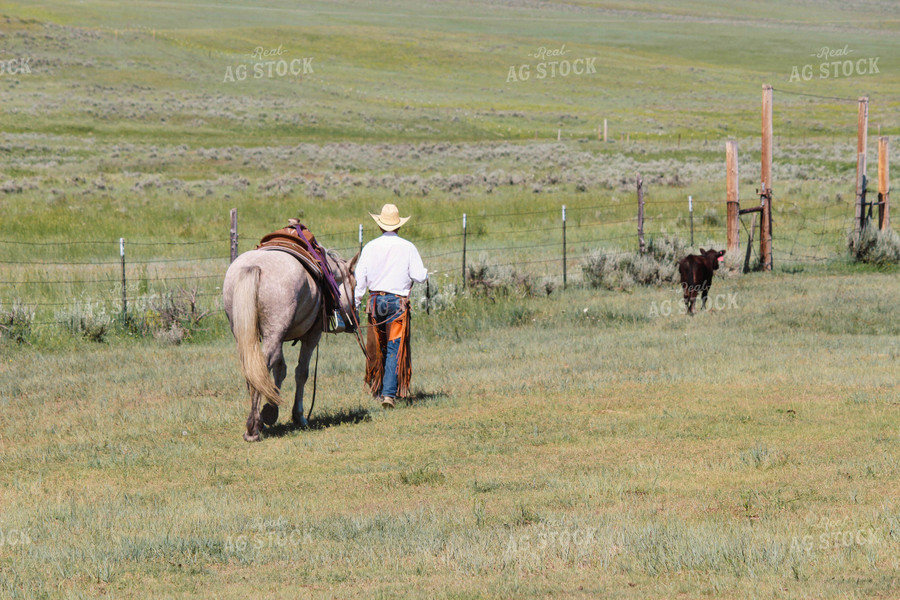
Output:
top-left (2, 0), bottom-right (899, 145)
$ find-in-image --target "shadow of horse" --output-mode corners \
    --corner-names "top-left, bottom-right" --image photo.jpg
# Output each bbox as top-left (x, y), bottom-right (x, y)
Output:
top-left (262, 406), bottom-right (373, 437)
top-left (259, 389), bottom-right (450, 438)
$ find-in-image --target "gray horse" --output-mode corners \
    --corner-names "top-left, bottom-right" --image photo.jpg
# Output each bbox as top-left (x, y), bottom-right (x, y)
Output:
top-left (223, 248), bottom-right (359, 442)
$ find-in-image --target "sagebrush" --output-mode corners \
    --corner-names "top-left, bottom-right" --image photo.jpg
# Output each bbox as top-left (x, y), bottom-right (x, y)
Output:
top-left (582, 235), bottom-right (690, 290)
top-left (848, 226), bottom-right (900, 265)
top-left (0, 300), bottom-right (34, 345)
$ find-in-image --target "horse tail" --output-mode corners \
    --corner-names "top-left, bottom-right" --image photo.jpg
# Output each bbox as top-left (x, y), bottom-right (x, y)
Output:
top-left (231, 266), bottom-right (282, 406)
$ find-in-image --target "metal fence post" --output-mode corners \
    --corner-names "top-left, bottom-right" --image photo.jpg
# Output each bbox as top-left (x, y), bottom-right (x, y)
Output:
top-left (636, 174), bottom-right (645, 253)
top-left (230, 208), bottom-right (238, 262)
top-left (120, 238), bottom-right (127, 323)
top-left (689, 195), bottom-right (694, 247)
top-left (562, 205), bottom-right (567, 289)
top-left (461, 213), bottom-right (467, 289)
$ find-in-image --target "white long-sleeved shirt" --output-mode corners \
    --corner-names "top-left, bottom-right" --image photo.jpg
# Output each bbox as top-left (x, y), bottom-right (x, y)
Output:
top-left (354, 232), bottom-right (427, 306)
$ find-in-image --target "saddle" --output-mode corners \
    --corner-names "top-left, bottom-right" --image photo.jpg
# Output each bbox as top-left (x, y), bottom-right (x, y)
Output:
top-left (256, 219), bottom-right (344, 331)
top-left (257, 220), bottom-right (324, 278)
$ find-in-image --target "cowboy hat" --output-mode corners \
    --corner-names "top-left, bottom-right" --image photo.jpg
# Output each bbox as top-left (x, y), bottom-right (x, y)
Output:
top-left (369, 204), bottom-right (410, 231)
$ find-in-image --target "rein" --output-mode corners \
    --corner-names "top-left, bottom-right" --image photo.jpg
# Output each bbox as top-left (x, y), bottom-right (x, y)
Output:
top-left (362, 308), bottom-right (407, 329)
top-left (362, 293), bottom-right (408, 328)
top-left (306, 254), bottom-right (367, 422)
top-left (352, 325), bottom-right (369, 360)
top-left (306, 344), bottom-right (319, 421)
top-left (336, 259), bottom-right (369, 362)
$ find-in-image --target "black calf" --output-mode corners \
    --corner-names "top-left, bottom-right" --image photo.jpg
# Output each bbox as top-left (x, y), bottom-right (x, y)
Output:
top-left (678, 248), bottom-right (725, 315)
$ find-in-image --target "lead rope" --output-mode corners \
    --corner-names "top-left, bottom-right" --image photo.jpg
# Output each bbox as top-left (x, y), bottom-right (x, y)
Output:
top-left (306, 344), bottom-right (319, 421)
top-left (354, 325), bottom-right (369, 361)
top-left (307, 256), bottom-right (370, 421)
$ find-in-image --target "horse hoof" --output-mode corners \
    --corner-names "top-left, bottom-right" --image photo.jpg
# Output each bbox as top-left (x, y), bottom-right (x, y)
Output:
top-left (260, 403), bottom-right (279, 426)
top-left (243, 432), bottom-right (261, 442)
top-left (292, 415), bottom-right (309, 428)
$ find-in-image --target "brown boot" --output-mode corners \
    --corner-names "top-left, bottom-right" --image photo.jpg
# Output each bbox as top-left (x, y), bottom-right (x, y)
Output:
top-left (381, 396), bottom-right (395, 409)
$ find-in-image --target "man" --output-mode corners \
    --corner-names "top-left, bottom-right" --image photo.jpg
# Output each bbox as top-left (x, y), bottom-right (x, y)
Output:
top-left (354, 204), bottom-right (428, 408)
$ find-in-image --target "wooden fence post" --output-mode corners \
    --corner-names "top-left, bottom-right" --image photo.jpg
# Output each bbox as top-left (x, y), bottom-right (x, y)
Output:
top-left (855, 96), bottom-right (869, 245)
top-left (879, 137), bottom-right (890, 230)
top-left (603, 118), bottom-right (608, 143)
top-left (461, 213), bottom-right (467, 288)
top-left (726, 140), bottom-right (740, 255)
top-left (760, 84), bottom-right (773, 271)
top-left (358, 223), bottom-right (364, 254)
top-left (636, 174), bottom-right (645, 253)
top-left (230, 208), bottom-right (238, 263)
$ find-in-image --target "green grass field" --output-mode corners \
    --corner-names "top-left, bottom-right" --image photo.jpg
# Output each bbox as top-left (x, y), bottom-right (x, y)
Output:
top-left (2, 274), bottom-right (899, 598)
top-left (2, 1), bottom-right (900, 598)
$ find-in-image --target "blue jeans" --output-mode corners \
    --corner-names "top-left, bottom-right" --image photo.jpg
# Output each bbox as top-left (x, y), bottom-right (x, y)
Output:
top-left (373, 294), bottom-right (403, 398)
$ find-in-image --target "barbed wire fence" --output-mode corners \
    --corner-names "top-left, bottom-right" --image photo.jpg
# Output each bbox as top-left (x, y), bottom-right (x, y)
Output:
top-left (0, 187), bottom-right (855, 333)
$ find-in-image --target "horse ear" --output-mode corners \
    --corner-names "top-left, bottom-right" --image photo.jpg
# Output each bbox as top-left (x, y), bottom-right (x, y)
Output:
top-left (699, 247), bottom-right (706, 254)
top-left (349, 250), bottom-right (360, 273)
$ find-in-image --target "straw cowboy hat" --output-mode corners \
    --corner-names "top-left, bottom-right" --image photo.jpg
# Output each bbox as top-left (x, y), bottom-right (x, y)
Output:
top-left (370, 204), bottom-right (410, 231)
